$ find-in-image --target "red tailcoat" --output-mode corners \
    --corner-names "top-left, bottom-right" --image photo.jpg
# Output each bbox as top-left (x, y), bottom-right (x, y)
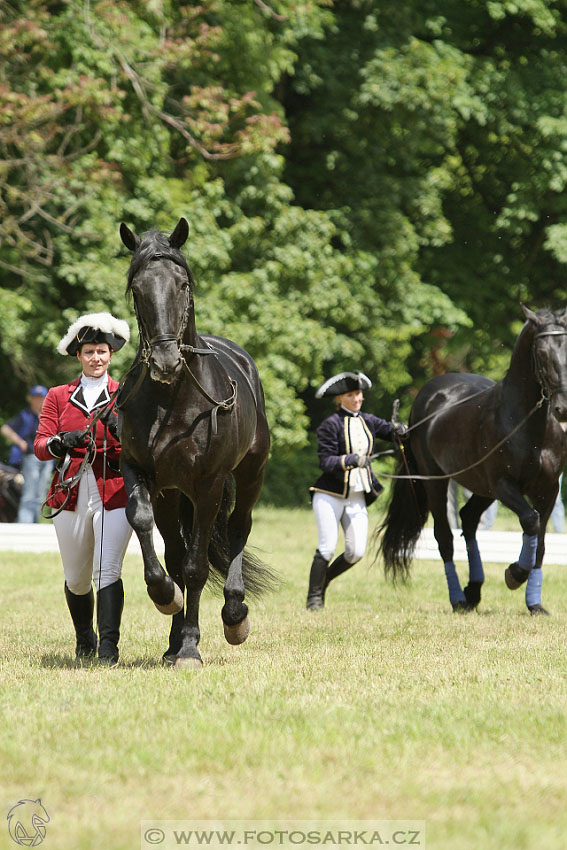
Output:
top-left (34, 376), bottom-right (127, 511)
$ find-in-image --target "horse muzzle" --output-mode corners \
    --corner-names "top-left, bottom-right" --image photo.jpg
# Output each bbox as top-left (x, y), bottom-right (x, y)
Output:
top-left (149, 344), bottom-right (183, 384)
top-left (550, 391), bottom-right (567, 428)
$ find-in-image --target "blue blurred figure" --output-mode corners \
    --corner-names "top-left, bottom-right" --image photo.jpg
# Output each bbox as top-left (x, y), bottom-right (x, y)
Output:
top-left (1, 385), bottom-right (54, 522)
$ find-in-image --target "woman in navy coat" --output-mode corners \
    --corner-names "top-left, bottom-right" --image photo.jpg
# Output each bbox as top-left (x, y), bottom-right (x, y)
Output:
top-left (307, 371), bottom-right (407, 610)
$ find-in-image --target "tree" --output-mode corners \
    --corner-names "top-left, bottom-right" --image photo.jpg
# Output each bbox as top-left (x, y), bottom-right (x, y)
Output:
top-left (283, 0), bottom-right (567, 379)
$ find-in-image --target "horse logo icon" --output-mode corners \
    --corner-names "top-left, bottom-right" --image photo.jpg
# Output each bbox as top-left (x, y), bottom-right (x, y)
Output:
top-left (7, 799), bottom-right (50, 846)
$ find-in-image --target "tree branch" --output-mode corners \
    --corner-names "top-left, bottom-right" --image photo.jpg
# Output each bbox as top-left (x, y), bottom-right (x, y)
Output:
top-left (254, 0), bottom-right (287, 22)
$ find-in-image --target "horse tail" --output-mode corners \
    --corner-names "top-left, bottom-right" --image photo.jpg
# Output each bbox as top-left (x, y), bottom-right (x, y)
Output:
top-left (377, 444), bottom-right (429, 582)
top-left (207, 476), bottom-right (279, 596)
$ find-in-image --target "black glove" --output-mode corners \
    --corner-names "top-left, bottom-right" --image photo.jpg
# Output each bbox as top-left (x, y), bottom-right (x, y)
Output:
top-left (99, 406), bottom-right (119, 440)
top-left (59, 429), bottom-right (90, 448)
top-left (392, 422), bottom-right (409, 440)
top-left (344, 453), bottom-right (370, 469)
top-left (47, 429), bottom-right (90, 458)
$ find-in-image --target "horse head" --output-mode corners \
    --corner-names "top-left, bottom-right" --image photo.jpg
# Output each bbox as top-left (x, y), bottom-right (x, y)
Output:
top-left (121, 218), bottom-right (193, 384)
top-left (523, 303), bottom-right (567, 427)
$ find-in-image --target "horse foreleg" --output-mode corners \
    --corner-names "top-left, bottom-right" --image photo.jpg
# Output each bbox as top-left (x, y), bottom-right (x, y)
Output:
top-left (524, 492), bottom-right (555, 616)
top-left (121, 461), bottom-right (183, 616)
top-left (174, 483), bottom-right (223, 670)
top-left (154, 492), bottom-right (188, 661)
top-left (496, 479), bottom-right (540, 591)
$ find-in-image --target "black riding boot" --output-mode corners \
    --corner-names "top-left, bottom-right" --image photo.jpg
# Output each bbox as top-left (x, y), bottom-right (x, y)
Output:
top-left (306, 550), bottom-right (329, 610)
top-left (325, 553), bottom-right (355, 590)
top-left (96, 579), bottom-right (124, 665)
top-left (64, 584), bottom-right (97, 659)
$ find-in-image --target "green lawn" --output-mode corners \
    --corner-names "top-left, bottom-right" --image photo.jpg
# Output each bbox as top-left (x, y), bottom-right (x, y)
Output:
top-left (1, 505), bottom-right (566, 850)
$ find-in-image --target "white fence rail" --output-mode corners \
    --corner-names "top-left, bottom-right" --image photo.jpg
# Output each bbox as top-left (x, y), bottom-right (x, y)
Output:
top-left (1, 524), bottom-right (567, 564)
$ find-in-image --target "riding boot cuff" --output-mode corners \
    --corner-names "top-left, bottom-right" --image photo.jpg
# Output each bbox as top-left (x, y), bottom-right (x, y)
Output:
top-left (325, 553), bottom-right (354, 587)
top-left (306, 550), bottom-right (329, 610)
top-left (97, 579), bottom-right (124, 664)
top-left (64, 583), bottom-right (97, 658)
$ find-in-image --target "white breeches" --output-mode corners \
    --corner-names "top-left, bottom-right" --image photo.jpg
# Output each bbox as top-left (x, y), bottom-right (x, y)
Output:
top-left (312, 490), bottom-right (369, 564)
top-left (53, 468), bottom-right (132, 595)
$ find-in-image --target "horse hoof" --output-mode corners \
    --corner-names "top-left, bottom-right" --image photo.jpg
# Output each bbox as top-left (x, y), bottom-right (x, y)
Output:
top-left (528, 604), bottom-right (550, 616)
top-left (153, 582), bottom-right (184, 615)
top-left (174, 656), bottom-right (203, 670)
top-left (464, 581), bottom-right (482, 609)
top-left (505, 563), bottom-right (530, 590)
top-left (224, 616), bottom-right (250, 645)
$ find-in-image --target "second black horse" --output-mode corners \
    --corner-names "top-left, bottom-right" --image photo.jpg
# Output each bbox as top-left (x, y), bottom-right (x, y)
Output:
top-left (378, 305), bottom-right (567, 614)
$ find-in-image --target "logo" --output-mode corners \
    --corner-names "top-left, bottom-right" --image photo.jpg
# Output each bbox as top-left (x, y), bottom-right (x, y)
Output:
top-left (7, 799), bottom-right (50, 846)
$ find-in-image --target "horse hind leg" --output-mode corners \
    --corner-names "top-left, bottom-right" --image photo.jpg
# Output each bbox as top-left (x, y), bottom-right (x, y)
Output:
top-left (459, 494), bottom-right (494, 610)
top-left (222, 495), bottom-right (253, 646)
top-left (221, 458), bottom-right (268, 645)
top-left (429, 483), bottom-right (467, 611)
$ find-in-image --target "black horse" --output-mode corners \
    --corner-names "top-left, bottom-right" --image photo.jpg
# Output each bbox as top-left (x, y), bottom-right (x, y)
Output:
top-left (118, 218), bottom-right (274, 668)
top-left (378, 305), bottom-right (567, 614)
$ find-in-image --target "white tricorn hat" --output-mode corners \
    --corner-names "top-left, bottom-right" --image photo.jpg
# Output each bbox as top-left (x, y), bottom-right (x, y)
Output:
top-left (315, 370), bottom-right (372, 398)
top-left (57, 312), bottom-right (130, 356)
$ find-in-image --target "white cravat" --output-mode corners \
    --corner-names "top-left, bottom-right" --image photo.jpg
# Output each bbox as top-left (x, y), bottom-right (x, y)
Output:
top-left (80, 373), bottom-right (108, 412)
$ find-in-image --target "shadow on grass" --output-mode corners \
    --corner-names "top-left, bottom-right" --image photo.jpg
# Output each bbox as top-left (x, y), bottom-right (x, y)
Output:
top-left (40, 652), bottom-right (236, 670)
top-left (40, 653), bottom-right (167, 670)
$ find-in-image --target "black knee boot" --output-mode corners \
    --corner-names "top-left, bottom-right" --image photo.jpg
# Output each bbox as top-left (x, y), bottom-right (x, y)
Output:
top-left (325, 552), bottom-right (355, 589)
top-left (96, 579), bottom-right (124, 665)
top-left (306, 550), bottom-right (329, 610)
top-left (64, 584), bottom-right (97, 658)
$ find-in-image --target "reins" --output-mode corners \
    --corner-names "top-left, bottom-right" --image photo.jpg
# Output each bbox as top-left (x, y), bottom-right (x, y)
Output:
top-left (376, 395), bottom-right (546, 482)
top-left (41, 434), bottom-right (98, 519)
top-left (179, 351), bottom-right (237, 435)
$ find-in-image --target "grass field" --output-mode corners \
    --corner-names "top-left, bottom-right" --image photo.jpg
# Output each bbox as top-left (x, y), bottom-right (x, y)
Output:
top-left (1, 505), bottom-right (566, 850)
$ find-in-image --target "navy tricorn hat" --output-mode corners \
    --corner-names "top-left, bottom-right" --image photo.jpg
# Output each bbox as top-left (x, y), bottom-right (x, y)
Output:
top-left (315, 370), bottom-right (372, 398)
top-left (57, 312), bottom-right (130, 356)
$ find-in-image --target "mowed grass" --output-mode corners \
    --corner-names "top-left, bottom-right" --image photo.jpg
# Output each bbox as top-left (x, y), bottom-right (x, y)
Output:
top-left (1, 505), bottom-right (566, 850)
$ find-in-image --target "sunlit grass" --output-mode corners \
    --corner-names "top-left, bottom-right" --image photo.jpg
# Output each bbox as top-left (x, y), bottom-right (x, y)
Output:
top-left (1, 506), bottom-right (566, 850)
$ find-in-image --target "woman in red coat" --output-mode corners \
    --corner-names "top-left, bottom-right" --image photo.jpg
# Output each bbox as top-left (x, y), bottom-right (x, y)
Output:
top-left (34, 313), bottom-right (132, 664)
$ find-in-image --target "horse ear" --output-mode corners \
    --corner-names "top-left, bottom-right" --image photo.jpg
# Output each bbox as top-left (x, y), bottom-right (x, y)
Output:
top-left (521, 303), bottom-right (539, 324)
top-left (169, 218), bottom-right (189, 249)
top-left (120, 223), bottom-right (140, 252)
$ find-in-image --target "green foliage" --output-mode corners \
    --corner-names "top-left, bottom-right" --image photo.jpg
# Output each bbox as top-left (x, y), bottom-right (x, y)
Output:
top-left (3, 0), bottom-right (567, 499)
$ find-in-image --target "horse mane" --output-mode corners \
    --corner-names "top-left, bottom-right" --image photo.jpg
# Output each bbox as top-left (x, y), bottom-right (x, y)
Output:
top-left (125, 229), bottom-right (194, 293)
